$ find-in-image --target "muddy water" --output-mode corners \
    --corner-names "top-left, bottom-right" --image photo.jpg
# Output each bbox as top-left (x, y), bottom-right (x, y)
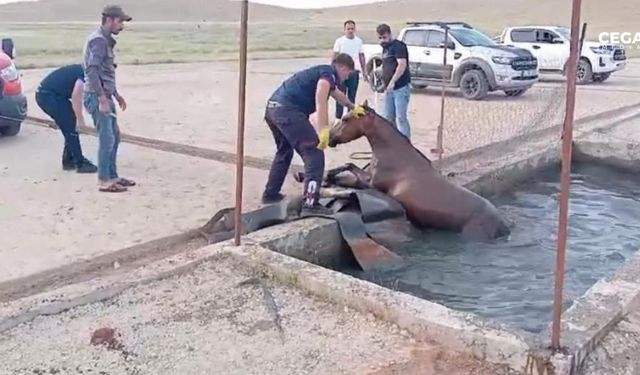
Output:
top-left (349, 162), bottom-right (640, 333)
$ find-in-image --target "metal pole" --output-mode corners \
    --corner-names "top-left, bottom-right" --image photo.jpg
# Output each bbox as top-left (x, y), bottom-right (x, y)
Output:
top-left (436, 28), bottom-right (449, 161)
top-left (551, 0), bottom-right (582, 351)
top-left (233, 0), bottom-right (249, 246)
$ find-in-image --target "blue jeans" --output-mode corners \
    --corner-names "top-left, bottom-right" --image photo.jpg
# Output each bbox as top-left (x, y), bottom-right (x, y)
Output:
top-left (83, 93), bottom-right (120, 182)
top-left (383, 83), bottom-right (411, 139)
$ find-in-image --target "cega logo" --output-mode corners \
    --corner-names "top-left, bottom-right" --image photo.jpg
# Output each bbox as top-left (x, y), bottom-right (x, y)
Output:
top-left (598, 32), bottom-right (640, 46)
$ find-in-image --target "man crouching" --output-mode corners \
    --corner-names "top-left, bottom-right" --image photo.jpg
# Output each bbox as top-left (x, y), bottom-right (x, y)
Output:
top-left (262, 53), bottom-right (356, 215)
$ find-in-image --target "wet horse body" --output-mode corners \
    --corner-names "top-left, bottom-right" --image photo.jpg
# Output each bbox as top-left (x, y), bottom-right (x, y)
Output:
top-left (327, 104), bottom-right (510, 241)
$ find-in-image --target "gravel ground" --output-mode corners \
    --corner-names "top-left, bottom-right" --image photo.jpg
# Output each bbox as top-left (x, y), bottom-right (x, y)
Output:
top-left (0, 253), bottom-right (515, 375)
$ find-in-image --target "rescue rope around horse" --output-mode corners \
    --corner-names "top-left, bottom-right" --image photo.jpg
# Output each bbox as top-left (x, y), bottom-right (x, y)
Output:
top-left (349, 151), bottom-right (372, 160)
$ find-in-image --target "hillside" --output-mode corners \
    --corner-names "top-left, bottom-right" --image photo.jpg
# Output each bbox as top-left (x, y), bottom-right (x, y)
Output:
top-left (1, 0), bottom-right (638, 38)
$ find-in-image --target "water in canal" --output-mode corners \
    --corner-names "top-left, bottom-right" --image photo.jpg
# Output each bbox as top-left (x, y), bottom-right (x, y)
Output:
top-left (348, 162), bottom-right (640, 333)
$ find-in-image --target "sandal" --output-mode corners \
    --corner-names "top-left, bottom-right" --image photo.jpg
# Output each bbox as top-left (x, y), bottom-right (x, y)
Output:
top-left (99, 183), bottom-right (127, 193)
top-left (117, 178), bottom-right (136, 187)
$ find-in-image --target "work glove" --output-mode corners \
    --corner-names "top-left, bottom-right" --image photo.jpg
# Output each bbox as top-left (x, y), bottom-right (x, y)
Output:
top-left (317, 127), bottom-right (330, 150)
top-left (351, 104), bottom-right (367, 118)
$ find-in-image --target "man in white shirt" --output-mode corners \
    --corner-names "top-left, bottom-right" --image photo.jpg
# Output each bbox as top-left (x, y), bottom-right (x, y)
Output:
top-left (332, 20), bottom-right (368, 119)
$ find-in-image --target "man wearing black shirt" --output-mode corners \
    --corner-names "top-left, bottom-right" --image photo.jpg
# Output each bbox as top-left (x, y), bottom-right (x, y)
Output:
top-left (377, 23), bottom-right (412, 140)
top-left (35, 64), bottom-right (97, 173)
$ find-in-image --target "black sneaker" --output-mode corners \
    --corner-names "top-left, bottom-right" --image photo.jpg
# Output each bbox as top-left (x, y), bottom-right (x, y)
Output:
top-left (300, 204), bottom-right (333, 217)
top-left (261, 193), bottom-right (285, 205)
top-left (76, 159), bottom-right (98, 174)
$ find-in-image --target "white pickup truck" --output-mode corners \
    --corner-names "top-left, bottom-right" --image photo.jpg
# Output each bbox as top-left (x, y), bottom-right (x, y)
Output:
top-left (362, 22), bottom-right (539, 100)
top-left (495, 25), bottom-right (627, 84)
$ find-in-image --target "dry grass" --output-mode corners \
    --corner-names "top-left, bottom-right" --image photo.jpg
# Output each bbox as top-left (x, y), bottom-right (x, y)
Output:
top-left (2, 0), bottom-right (638, 68)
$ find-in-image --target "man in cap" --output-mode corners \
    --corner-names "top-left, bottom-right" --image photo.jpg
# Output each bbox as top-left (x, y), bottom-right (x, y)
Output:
top-left (262, 53), bottom-right (356, 215)
top-left (82, 5), bottom-right (134, 193)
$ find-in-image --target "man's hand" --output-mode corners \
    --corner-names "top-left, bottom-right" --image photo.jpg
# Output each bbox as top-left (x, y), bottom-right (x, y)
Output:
top-left (115, 95), bottom-right (127, 111)
top-left (384, 83), bottom-right (394, 94)
top-left (98, 95), bottom-right (111, 113)
top-left (317, 127), bottom-right (330, 150)
top-left (77, 116), bottom-right (87, 128)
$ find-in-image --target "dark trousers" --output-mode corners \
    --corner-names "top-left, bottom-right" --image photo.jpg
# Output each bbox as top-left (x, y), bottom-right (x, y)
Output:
top-left (35, 91), bottom-right (84, 165)
top-left (335, 71), bottom-right (360, 119)
top-left (264, 104), bottom-right (324, 207)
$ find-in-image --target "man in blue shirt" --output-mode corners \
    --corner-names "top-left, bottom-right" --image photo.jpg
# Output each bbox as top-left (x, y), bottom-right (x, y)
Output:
top-left (263, 53), bottom-right (356, 215)
top-left (35, 64), bottom-right (98, 173)
top-left (377, 23), bottom-right (412, 140)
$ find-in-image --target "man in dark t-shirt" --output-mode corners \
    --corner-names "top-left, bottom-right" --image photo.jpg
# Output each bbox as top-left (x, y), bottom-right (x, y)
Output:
top-left (377, 24), bottom-right (412, 140)
top-left (263, 53), bottom-right (356, 215)
top-left (35, 64), bottom-right (97, 173)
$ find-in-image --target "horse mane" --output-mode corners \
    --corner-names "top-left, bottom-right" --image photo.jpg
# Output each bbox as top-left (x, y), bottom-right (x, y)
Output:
top-left (369, 110), bottom-right (433, 165)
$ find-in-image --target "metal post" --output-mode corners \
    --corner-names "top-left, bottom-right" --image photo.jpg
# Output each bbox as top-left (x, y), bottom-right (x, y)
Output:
top-left (233, 0), bottom-right (249, 246)
top-left (551, 0), bottom-right (582, 351)
top-left (436, 28), bottom-right (449, 161)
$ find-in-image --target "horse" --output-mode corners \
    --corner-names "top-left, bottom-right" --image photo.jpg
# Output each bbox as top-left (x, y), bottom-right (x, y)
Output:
top-left (325, 101), bottom-right (511, 242)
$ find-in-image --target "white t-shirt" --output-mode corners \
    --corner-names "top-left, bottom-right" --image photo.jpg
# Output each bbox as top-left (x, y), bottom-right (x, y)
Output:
top-left (333, 35), bottom-right (364, 71)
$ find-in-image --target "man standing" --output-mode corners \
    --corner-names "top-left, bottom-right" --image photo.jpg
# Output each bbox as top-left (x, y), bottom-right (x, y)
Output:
top-left (262, 54), bottom-right (356, 215)
top-left (82, 5), bottom-right (134, 193)
top-left (35, 64), bottom-right (97, 173)
top-left (377, 24), bottom-right (412, 139)
top-left (332, 20), bottom-right (367, 119)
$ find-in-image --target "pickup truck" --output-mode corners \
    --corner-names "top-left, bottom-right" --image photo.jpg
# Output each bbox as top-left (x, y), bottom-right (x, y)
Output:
top-left (0, 38), bottom-right (27, 136)
top-left (495, 25), bottom-right (627, 84)
top-left (362, 22), bottom-right (539, 100)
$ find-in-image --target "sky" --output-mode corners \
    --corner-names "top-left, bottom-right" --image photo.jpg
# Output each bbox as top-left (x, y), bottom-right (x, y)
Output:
top-left (0, 0), bottom-right (40, 4)
top-left (246, 0), bottom-right (389, 9)
top-left (0, 0), bottom-right (389, 7)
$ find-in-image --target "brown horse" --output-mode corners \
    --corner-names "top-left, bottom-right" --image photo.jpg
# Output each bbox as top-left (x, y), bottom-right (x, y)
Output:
top-left (326, 101), bottom-right (511, 242)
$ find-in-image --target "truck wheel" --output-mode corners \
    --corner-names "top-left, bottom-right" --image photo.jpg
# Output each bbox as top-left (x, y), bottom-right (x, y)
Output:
top-left (576, 58), bottom-right (593, 85)
top-left (592, 72), bottom-right (611, 83)
top-left (459, 69), bottom-right (489, 100)
top-left (366, 57), bottom-right (385, 93)
top-left (504, 89), bottom-right (527, 97)
top-left (0, 122), bottom-right (21, 137)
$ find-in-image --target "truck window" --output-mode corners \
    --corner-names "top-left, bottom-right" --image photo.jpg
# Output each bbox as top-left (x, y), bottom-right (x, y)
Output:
top-left (402, 30), bottom-right (427, 47)
top-left (510, 29), bottom-right (536, 43)
top-left (535, 29), bottom-right (560, 43)
top-left (425, 31), bottom-right (445, 48)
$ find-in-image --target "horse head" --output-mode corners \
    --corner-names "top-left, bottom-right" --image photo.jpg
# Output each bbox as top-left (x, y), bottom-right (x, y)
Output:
top-left (328, 100), bottom-right (376, 147)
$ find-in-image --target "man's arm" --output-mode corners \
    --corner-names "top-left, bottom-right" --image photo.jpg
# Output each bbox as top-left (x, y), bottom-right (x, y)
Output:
top-left (315, 78), bottom-right (332, 131)
top-left (386, 43), bottom-right (409, 91)
top-left (85, 38), bottom-right (108, 98)
top-left (71, 79), bottom-right (85, 126)
top-left (358, 41), bottom-right (368, 80)
top-left (332, 38), bottom-right (341, 60)
top-left (330, 89), bottom-right (354, 110)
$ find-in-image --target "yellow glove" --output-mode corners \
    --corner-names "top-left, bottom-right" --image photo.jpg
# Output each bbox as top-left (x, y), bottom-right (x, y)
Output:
top-left (351, 104), bottom-right (367, 118)
top-left (317, 127), bottom-right (330, 150)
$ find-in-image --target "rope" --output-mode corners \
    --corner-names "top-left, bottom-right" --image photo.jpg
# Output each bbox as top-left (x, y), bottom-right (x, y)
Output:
top-left (349, 151), bottom-right (372, 160)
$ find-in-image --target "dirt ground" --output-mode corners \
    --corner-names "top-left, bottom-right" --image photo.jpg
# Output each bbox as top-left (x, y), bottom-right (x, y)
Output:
top-left (18, 58), bottom-right (640, 168)
top-left (0, 124), bottom-right (296, 283)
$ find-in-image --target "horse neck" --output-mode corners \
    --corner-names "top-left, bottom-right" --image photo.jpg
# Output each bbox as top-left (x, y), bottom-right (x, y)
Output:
top-left (365, 116), bottom-right (413, 160)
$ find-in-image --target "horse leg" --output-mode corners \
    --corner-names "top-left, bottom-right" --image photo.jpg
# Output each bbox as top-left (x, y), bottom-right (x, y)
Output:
top-left (461, 211), bottom-right (511, 242)
top-left (327, 163), bottom-right (373, 189)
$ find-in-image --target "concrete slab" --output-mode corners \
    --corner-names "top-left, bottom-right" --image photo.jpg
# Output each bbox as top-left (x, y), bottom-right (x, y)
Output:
top-left (0, 241), bottom-right (515, 375)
